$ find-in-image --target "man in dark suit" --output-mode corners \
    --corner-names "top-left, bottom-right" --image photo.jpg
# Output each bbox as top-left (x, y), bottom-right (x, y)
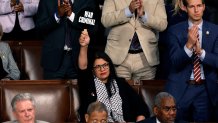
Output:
top-left (36, 0), bottom-right (100, 79)
top-left (137, 92), bottom-right (188, 123)
top-left (165, 0), bottom-right (218, 122)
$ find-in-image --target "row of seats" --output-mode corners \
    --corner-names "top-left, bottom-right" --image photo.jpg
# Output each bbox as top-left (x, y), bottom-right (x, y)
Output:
top-left (0, 79), bottom-right (166, 123)
top-left (1, 40), bottom-right (166, 122)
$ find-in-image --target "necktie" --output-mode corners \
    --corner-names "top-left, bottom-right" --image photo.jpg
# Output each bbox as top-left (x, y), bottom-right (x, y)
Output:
top-left (193, 34), bottom-right (201, 83)
top-left (130, 32), bottom-right (141, 50)
top-left (65, 21), bottom-right (71, 48)
top-left (64, 0), bottom-right (73, 48)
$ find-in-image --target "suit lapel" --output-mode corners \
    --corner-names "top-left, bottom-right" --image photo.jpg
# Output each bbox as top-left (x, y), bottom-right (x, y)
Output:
top-left (202, 21), bottom-right (211, 52)
top-left (181, 21), bottom-right (189, 46)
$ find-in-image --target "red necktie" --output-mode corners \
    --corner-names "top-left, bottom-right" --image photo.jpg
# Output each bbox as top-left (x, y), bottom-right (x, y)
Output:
top-left (193, 34), bottom-right (201, 82)
top-left (193, 52), bottom-right (201, 82)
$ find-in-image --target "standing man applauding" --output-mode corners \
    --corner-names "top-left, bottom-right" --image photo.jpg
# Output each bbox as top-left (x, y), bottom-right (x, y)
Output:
top-left (36, 0), bottom-right (99, 80)
top-left (101, 0), bottom-right (167, 81)
top-left (165, 0), bottom-right (218, 121)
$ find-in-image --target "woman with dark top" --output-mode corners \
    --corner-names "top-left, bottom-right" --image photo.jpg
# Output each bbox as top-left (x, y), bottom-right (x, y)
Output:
top-left (78, 29), bottom-right (149, 122)
top-left (0, 23), bottom-right (20, 80)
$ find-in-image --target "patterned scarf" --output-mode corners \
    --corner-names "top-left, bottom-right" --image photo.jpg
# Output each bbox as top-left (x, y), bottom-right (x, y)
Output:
top-left (94, 77), bottom-right (125, 122)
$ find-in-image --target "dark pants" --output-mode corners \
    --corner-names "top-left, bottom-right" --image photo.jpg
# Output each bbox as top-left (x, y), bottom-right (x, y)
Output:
top-left (176, 84), bottom-right (212, 122)
top-left (43, 51), bottom-right (77, 80)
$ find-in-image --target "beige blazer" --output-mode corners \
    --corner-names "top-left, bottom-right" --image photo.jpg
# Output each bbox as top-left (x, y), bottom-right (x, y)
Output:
top-left (0, 0), bottom-right (39, 33)
top-left (101, 0), bottom-right (167, 66)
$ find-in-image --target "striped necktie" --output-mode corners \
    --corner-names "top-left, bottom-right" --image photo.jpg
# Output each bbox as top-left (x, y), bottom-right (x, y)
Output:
top-left (193, 34), bottom-right (201, 82)
top-left (193, 52), bottom-right (201, 82)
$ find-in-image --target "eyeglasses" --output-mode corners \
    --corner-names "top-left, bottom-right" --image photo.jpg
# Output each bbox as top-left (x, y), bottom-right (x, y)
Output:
top-left (93, 63), bottom-right (109, 71)
top-left (160, 106), bottom-right (177, 112)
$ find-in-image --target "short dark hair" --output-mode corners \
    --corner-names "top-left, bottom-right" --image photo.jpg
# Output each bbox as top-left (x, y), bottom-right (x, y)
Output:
top-left (87, 101), bottom-right (108, 115)
top-left (182, 0), bottom-right (205, 7)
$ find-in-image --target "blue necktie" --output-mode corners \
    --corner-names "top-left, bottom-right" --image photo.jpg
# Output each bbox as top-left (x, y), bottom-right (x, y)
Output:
top-left (130, 32), bottom-right (141, 50)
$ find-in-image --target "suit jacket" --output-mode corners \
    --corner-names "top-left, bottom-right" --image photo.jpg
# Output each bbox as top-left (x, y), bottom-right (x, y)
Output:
top-left (0, 42), bottom-right (20, 80)
top-left (78, 69), bottom-right (149, 122)
top-left (0, 0), bottom-right (39, 33)
top-left (3, 120), bottom-right (49, 123)
top-left (137, 116), bottom-right (189, 123)
top-left (101, 0), bottom-right (167, 66)
top-left (36, 0), bottom-right (100, 71)
top-left (165, 21), bottom-right (218, 106)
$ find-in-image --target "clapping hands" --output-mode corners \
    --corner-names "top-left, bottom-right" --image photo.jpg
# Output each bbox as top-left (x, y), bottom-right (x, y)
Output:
top-left (11, 0), bottom-right (24, 12)
top-left (129, 0), bottom-right (144, 17)
top-left (58, 0), bottom-right (72, 17)
top-left (186, 25), bottom-right (202, 56)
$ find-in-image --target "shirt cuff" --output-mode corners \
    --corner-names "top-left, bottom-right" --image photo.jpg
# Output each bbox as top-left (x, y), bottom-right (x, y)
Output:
top-left (67, 12), bottom-right (75, 22)
top-left (184, 45), bottom-right (193, 57)
top-left (54, 13), bottom-right (60, 23)
top-left (199, 49), bottom-right (206, 61)
top-left (139, 11), bottom-right (148, 23)
top-left (125, 7), bottom-right (133, 18)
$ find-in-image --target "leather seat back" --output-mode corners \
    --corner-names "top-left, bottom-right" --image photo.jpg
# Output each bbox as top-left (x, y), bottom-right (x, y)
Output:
top-left (1, 80), bottom-right (79, 123)
top-left (139, 80), bottom-right (166, 116)
top-left (23, 46), bottom-right (43, 80)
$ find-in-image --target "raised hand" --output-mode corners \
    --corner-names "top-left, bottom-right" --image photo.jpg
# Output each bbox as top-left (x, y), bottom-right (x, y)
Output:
top-left (79, 29), bottom-right (90, 47)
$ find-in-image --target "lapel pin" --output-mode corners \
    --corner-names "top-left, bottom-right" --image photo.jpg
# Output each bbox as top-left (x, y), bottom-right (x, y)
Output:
top-left (91, 92), bottom-right (95, 96)
top-left (206, 31), bottom-right (209, 35)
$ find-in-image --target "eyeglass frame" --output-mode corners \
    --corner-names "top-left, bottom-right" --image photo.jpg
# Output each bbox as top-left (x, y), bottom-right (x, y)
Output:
top-left (93, 63), bottom-right (109, 71)
top-left (158, 106), bottom-right (177, 112)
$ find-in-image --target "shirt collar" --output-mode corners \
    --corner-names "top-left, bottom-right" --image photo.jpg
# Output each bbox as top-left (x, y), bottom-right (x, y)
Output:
top-left (188, 20), bottom-right (203, 31)
top-left (156, 118), bottom-right (161, 123)
top-left (156, 117), bottom-right (175, 123)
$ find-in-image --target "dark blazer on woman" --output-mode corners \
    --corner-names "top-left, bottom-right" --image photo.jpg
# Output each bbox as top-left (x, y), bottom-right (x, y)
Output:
top-left (78, 69), bottom-right (149, 122)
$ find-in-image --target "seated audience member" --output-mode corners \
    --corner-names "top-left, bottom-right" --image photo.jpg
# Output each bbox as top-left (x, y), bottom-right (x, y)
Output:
top-left (85, 101), bottom-right (108, 123)
top-left (0, 23), bottom-right (20, 80)
top-left (0, 0), bottom-right (39, 40)
top-left (78, 29), bottom-right (149, 122)
top-left (3, 93), bottom-right (49, 123)
top-left (137, 92), bottom-right (188, 123)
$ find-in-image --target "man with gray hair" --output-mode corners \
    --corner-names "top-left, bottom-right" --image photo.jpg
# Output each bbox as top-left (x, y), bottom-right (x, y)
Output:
top-left (85, 101), bottom-right (108, 123)
top-left (137, 92), bottom-right (188, 123)
top-left (3, 93), bottom-right (49, 123)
